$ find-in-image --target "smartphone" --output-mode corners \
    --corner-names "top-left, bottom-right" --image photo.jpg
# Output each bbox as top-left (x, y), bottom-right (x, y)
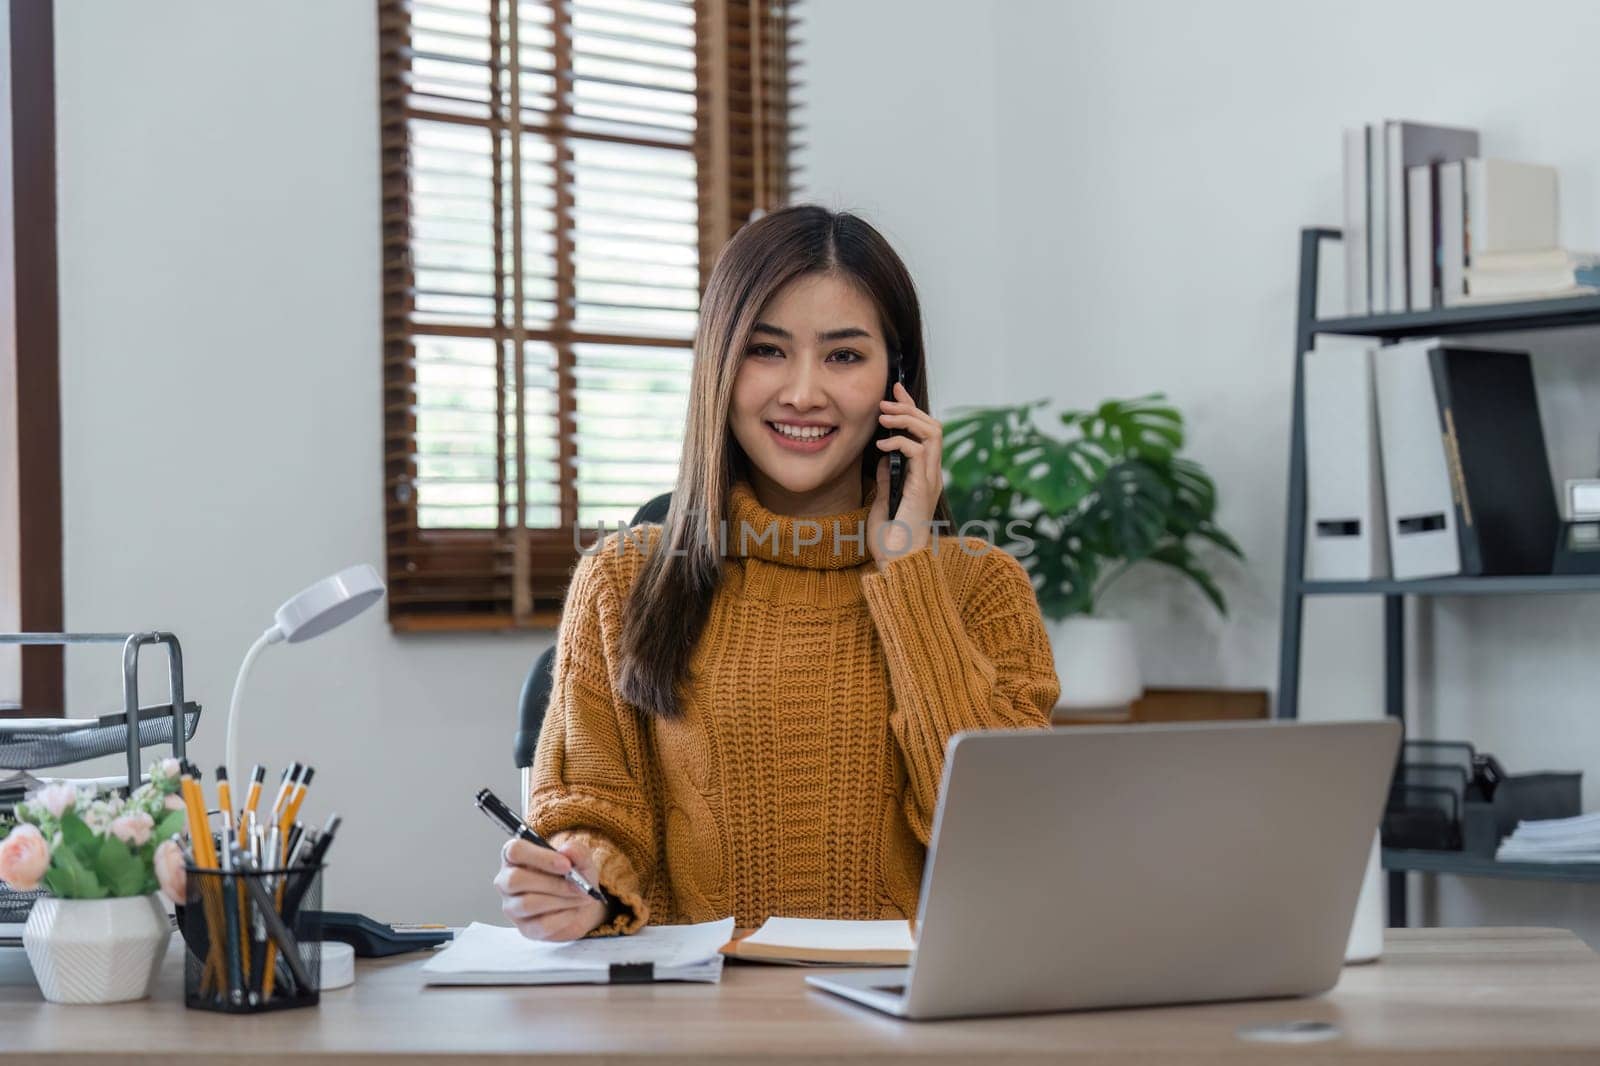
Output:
top-left (878, 349), bottom-right (907, 519)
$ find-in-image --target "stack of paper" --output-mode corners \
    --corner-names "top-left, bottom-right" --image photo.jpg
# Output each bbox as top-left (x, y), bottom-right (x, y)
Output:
top-left (1496, 813), bottom-right (1600, 863)
top-left (1459, 249), bottom-right (1600, 303)
top-left (725, 917), bottom-right (915, 966)
top-left (421, 917), bottom-right (735, 985)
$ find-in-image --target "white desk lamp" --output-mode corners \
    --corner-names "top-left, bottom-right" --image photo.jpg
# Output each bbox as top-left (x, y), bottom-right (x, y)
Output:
top-left (225, 564), bottom-right (386, 786)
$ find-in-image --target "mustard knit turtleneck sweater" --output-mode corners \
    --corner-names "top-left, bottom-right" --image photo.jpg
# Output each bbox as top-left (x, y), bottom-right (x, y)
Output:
top-left (527, 477), bottom-right (1061, 934)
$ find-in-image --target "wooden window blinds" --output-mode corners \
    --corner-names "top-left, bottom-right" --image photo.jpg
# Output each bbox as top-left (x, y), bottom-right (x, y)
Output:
top-left (378, 0), bottom-right (802, 630)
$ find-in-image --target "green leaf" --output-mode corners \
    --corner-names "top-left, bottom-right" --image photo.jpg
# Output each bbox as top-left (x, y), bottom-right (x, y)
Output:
top-left (1020, 524), bottom-right (1100, 619)
top-left (943, 403), bottom-right (1041, 489)
top-left (42, 867), bottom-right (72, 897)
top-left (95, 835), bottom-right (147, 898)
top-left (59, 809), bottom-right (96, 855)
top-left (1005, 438), bottom-right (1109, 516)
top-left (153, 808), bottom-right (186, 844)
top-left (1148, 543), bottom-right (1229, 616)
top-left (1077, 394), bottom-right (1184, 462)
top-left (1080, 461), bottom-right (1171, 560)
top-left (48, 842), bottom-right (109, 900)
top-left (945, 480), bottom-right (1011, 531)
top-left (1162, 458), bottom-right (1216, 527)
top-left (1193, 521), bottom-right (1245, 559)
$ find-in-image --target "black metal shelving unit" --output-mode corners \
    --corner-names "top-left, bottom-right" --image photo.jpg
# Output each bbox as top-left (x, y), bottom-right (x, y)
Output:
top-left (1278, 227), bottom-right (1600, 922)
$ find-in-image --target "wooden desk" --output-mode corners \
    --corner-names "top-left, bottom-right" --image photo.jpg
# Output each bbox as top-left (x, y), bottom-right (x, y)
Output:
top-left (3, 928), bottom-right (1599, 1064)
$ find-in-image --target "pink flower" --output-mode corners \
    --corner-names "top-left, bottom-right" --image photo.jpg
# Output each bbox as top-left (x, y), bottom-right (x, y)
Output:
top-left (109, 811), bottom-right (155, 847)
top-left (0, 824), bottom-right (51, 892)
top-left (34, 782), bottom-right (78, 819)
top-left (160, 757), bottom-right (180, 778)
top-left (154, 838), bottom-right (187, 905)
top-left (164, 794), bottom-right (186, 812)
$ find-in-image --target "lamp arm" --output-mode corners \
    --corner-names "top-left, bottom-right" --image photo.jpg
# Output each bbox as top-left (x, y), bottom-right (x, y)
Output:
top-left (226, 626), bottom-right (283, 787)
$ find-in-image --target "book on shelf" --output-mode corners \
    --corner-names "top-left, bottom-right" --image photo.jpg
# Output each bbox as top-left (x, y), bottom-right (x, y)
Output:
top-left (1458, 249), bottom-right (1600, 302)
top-left (1407, 163), bottom-right (1435, 311)
top-left (1385, 122), bottom-right (1480, 313)
top-left (1426, 346), bottom-right (1560, 576)
top-left (1336, 122), bottom-right (1600, 313)
top-left (1467, 158), bottom-right (1557, 254)
top-left (1342, 120), bottom-right (1481, 315)
top-left (1373, 338), bottom-right (1463, 580)
top-left (1304, 337), bottom-right (1389, 581)
top-left (1342, 128), bottom-right (1370, 315)
top-left (1368, 339), bottom-right (1559, 580)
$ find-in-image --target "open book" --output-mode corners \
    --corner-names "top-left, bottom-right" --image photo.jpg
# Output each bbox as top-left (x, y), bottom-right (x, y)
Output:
top-left (421, 917), bottom-right (735, 985)
top-left (725, 917), bottom-right (915, 966)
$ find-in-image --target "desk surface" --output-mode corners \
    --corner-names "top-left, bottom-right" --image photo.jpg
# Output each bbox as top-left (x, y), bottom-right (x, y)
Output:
top-left (4, 927), bottom-right (1600, 1064)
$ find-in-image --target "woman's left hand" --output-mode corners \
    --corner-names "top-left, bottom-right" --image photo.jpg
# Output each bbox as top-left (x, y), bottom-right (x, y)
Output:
top-left (867, 381), bottom-right (944, 571)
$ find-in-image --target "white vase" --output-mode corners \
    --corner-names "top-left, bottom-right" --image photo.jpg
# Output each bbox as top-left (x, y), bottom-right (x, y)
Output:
top-left (1048, 617), bottom-right (1144, 710)
top-left (22, 894), bottom-right (172, 1004)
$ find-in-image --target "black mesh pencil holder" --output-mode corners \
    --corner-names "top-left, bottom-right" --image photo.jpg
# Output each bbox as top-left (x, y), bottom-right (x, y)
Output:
top-left (178, 863), bottom-right (324, 1013)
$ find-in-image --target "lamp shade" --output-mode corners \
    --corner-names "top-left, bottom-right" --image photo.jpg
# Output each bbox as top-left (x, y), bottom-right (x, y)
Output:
top-left (272, 564), bottom-right (386, 644)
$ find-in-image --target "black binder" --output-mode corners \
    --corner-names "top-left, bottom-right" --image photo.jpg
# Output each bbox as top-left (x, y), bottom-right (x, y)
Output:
top-left (1427, 346), bottom-right (1559, 575)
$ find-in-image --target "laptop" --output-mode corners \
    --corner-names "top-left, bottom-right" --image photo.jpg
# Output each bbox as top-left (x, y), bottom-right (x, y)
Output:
top-left (807, 719), bottom-right (1400, 1020)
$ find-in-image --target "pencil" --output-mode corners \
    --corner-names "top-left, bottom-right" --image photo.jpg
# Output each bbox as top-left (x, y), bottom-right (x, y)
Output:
top-left (243, 763), bottom-right (266, 824)
top-left (270, 763), bottom-right (302, 827)
top-left (215, 767), bottom-right (234, 835)
top-left (179, 763), bottom-right (226, 998)
top-left (279, 767), bottom-right (314, 860)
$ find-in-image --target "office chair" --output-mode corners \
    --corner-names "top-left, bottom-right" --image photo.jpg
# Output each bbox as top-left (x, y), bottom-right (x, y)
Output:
top-left (516, 492), bottom-right (672, 811)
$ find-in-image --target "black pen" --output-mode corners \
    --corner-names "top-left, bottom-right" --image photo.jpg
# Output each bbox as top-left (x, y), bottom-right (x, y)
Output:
top-left (475, 788), bottom-right (608, 906)
top-left (281, 814), bottom-right (340, 922)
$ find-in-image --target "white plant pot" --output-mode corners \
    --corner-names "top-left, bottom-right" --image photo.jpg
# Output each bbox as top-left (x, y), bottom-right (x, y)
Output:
top-left (1049, 617), bottom-right (1144, 710)
top-left (23, 894), bottom-right (171, 1004)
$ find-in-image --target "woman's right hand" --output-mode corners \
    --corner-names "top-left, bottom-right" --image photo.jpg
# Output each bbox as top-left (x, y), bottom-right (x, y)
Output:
top-left (494, 836), bottom-right (609, 942)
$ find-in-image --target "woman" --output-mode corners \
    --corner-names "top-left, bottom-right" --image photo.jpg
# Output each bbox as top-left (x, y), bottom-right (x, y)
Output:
top-left (495, 204), bottom-right (1060, 940)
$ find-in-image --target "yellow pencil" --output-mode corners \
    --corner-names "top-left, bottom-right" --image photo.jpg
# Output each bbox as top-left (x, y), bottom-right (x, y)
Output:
top-left (269, 763), bottom-right (302, 827)
top-left (215, 767), bottom-right (234, 835)
top-left (179, 764), bottom-right (224, 996)
top-left (266, 766), bottom-right (314, 1001)
top-left (242, 764), bottom-right (266, 825)
top-left (279, 767), bottom-right (315, 859)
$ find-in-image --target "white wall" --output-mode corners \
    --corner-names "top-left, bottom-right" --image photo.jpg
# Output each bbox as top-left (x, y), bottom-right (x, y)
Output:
top-left (791, 0), bottom-right (1010, 411)
top-left (55, 2), bottom-right (539, 924)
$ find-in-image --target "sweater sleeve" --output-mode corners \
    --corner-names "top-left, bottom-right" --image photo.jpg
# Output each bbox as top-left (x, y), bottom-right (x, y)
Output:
top-left (859, 539), bottom-right (1060, 844)
top-left (527, 541), bottom-right (659, 936)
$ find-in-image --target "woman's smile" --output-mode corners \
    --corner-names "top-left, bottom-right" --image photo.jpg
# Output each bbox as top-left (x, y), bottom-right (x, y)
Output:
top-left (766, 420), bottom-right (839, 452)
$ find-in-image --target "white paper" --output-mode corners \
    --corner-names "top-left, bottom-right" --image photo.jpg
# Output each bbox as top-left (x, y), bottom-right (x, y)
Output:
top-left (742, 917), bottom-right (915, 953)
top-left (422, 917), bottom-right (734, 983)
top-left (1495, 812), bottom-right (1600, 864)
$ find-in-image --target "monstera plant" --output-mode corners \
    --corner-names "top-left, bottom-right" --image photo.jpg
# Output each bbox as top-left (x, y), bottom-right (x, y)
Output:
top-left (942, 394), bottom-right (1243, 626)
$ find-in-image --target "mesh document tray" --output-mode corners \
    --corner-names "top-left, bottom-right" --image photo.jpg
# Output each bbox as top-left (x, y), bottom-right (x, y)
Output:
top-left (1, 632), bottom-right (195, 926)
top-left (0, 703), bottom-right (201, 771)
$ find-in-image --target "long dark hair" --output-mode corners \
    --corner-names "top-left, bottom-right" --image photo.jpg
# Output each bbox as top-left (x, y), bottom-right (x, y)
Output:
top-left (616, 204), bottom-right (951, 720)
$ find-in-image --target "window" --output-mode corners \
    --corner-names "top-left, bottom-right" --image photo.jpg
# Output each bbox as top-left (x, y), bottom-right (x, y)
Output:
top-left (378, 0), bottom-right (802, 630)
